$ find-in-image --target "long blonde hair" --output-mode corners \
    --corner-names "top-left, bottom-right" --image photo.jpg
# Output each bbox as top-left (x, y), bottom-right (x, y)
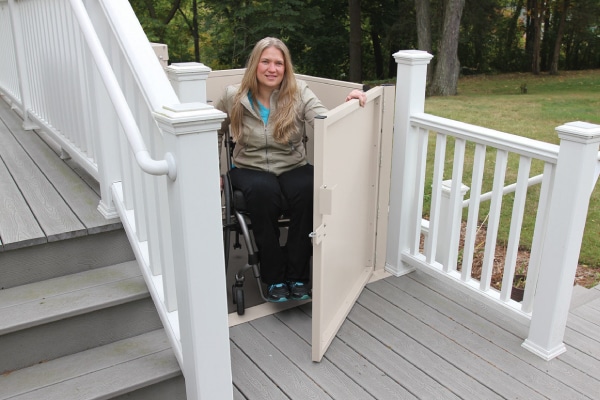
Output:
top-left (230, 37), bottom-right (299, 143)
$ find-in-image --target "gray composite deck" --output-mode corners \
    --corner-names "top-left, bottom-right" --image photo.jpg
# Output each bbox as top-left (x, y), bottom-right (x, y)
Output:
top-left (0, 98), bottom-right (121, 252)
top-left (1, 98), bottom-right (599, 399)
top-left (230, 275), bottom-right (600, 399)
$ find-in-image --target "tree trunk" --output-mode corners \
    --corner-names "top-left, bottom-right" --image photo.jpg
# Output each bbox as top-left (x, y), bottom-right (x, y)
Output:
top-left (505, 0), bottom-right (525, 57)
top-left (429, 0), bottom-right (465, 96)
top-left (550, 0), bottom-right (570, 74)
top-left (370, 28), bottom-right (384, 79)
top-left (415, 0), bottom-right (432, 52)
top-left (531, 0), bottom-right (546, 74)
top-left (415, 0), bottom-right (433, 85)
top-left (541, 4), bottom-right (552, 71)
top-left (349, 0), bottom-right (362, 82)
top-left (192, 0), bottom-right (200, 62)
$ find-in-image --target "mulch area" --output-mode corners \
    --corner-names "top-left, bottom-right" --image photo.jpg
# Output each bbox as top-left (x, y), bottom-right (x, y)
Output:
top-left (422, 221), bottom-right (599, 290)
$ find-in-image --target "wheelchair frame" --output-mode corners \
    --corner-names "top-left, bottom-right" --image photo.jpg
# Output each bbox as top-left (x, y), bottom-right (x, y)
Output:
top-left (222, 137), bottom-right (291, 315)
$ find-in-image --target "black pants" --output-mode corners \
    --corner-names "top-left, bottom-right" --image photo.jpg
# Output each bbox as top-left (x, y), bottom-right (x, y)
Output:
top-left (229, 164), bottom-right (313, 285)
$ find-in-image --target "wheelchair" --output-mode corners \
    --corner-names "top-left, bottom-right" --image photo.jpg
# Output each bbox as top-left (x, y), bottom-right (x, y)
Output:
top-left (221, 137), bottom-right (291, 315)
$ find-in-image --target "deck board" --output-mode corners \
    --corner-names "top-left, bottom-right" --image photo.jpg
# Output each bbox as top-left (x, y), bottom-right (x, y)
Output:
top-left (0, 105), bottom-right (119, 234)
top-left (0, 110), bottom-right (85, 243)
top-left (231, 271), bottom-right (600, 399)
top-left (332, 310), bottom-right (465, 399)
top-left (230, 341), bottom-right (288, 399)
top-left (355, 284), bottom-right (544, 400)
top-left (250, 313), bottom-right (376, 399)
top-left (322, 324), bottom-right (419, 399)
top-left (277, 307), bottom-right (419, 400)
top-left (590, 298), bottom-right (600, 312)
top-left (0, 141), bottom-right (46, 250)
top-left (0, 97), bottom-right (120, 251)
top-left (588, 298), bottom-right (600, 312)
top-left (382, 274), bottom-right (598, 399)
top-left (568, 312), bottom-right (600, 342)
top-left (229, 323), bottom-right (333, 399)
top-left (571, 302), bottom-right (600, 327)
top-left (401, 272), bottom-right (600, 396)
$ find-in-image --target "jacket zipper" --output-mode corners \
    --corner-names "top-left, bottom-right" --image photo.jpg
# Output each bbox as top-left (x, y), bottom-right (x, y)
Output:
top-left (263, 122), bottom-right (270, 172)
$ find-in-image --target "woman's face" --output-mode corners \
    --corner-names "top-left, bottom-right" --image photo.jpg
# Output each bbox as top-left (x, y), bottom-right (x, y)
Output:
top-left (256, 46), bottom-right (285, 91)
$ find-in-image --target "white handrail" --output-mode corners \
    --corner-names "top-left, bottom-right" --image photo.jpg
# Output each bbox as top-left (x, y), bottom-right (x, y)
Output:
top-left (463, 174), bottom-right (544, 207)
top-left (389, 50), bottom-right (600, 362)
top-left (68, 0), bottom-right (176, 180)
top-left (411, 112), bottom-right (560, 162)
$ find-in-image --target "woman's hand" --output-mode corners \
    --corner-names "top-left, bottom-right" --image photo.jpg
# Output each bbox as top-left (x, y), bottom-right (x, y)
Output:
top-left (345, 89), bottom-right (367, 107)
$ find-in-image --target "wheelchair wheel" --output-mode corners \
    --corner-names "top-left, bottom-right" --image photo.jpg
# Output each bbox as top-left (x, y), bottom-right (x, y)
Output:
top-left (232, 286), bottom-right (245, 315)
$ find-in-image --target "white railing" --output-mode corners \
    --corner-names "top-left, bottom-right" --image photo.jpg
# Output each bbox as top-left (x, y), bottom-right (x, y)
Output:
top-left (0, 0), bottom-right (232, 398)
top-left (0, 1), bottom-right (20, 112)
top-left (411, 113), bottom-right (559, 316)
top-left (3, 2), bottom-right (599, 396)
top-left (387, 50), bottom-right (600, 360)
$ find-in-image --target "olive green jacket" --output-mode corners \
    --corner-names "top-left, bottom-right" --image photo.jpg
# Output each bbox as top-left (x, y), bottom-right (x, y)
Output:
top-left (216, 80), bottom-right (327, 176)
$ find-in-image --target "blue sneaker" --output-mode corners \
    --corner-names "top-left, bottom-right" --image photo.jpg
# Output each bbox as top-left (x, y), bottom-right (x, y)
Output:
top-left (267, 283), bottom-right (289, 302)
top-left (287, 281), bottom-right (311, 301)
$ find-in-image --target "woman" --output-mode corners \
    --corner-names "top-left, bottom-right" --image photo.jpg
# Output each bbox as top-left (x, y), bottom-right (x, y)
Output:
top-left (217, 37), bottom-right (365, 302)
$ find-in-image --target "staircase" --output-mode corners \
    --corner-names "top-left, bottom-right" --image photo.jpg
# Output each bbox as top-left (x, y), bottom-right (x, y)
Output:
top-left (0, 101), bottom-right (185, 399)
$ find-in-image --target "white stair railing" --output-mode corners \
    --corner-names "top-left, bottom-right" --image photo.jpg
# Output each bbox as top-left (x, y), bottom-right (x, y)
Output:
top-left (387, 50), bottom-right (600, 361)
top-left (0, 0), bottom-right (232, 398)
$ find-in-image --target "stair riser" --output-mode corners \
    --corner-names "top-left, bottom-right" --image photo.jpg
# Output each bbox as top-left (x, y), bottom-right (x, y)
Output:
top-left (112, 375), bottom-right (187, 400)
top-left (0, 298), bottom-right (162, 374)
top-left (0, 230), bottom-right (135, 289)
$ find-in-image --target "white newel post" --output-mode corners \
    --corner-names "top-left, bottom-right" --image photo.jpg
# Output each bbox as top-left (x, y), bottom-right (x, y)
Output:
top-left (154, 103), bottom-right (233, 400)
top-left (166, 62), bottom-right (212, 104)
top-left (386, 50), bottom-right (433, 276)
top-left (523, 121), bottom-right (600, 360)
top-left (437, 180), bottom-right (470, 269)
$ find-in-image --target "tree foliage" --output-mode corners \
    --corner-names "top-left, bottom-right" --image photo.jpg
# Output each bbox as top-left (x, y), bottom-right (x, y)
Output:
top-left (129, 0), bottom-right (600, 94)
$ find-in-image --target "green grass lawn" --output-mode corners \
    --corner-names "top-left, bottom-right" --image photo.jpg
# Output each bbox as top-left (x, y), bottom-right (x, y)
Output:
top-left (423, 70), bottom-right (600, 285)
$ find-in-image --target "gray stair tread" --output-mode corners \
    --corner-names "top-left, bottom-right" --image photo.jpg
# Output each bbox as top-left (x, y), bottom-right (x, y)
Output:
top-left (0, 107), bottom-right (86, 243)
top-left (0, 330), bottom-right (180, 400)
top-left (2, 106), bottom-right (121, 234)
top-left (0, 143), bottom-right (47, 250)
top-left (0, 261), bottom-right (140, 308)
top-left (0, 262), bottom-right (147, 335)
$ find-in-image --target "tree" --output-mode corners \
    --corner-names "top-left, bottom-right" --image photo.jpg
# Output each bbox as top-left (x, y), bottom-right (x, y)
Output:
top-left (499, 0), bottom-right (526, 72)
top-left (429, 0), bottom-right (466, 95)
top-left (361, 0), bottom-right (408, 80)
top-left (349, 0), bottom-right (362, 82)
top-left (129, 0), bottom-right (600, 80)
top-left (530, 0), bottom-right (547, 74)
top-left (415, 0), bottom-right (432, 53)
top-left (415, 0), bottom-right (433, 84)
top-left (459, 0), bottom-right (505, 74)
top-left (129, 0), bottom-right (182, 43)
top-left (174, 0), bottom-right (201, 62)
top-left (200, 0), bottom-right (333, 71)
top-left (563, 0), bottom-right (600, 70)
top-left (549, 0), bottom-right (570, 74)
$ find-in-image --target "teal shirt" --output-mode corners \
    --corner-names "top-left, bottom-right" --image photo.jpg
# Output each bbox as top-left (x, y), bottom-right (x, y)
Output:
top-left (248, 92), bottom-right (270, 124)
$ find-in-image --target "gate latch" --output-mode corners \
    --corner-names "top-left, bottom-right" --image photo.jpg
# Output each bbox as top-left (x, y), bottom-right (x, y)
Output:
top-left (309, 224), bottom-right (326, 245)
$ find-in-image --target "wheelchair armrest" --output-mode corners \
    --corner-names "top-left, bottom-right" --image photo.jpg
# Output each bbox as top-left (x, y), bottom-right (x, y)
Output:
top-left (223, 172), bottom-right (248, 212)
top-left (233, 189), bottom-right (248, 211)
